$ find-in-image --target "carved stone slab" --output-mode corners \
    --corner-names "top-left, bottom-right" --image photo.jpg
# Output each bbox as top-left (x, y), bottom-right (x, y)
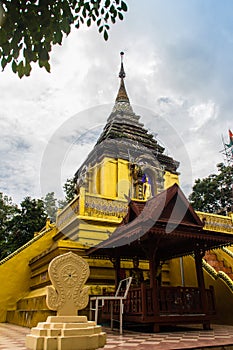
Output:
top-left (46, 251), bottom-right (90, 316)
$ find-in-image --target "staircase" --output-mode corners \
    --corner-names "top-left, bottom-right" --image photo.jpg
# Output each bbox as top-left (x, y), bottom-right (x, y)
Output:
top-left (6, 294), bottom-right (55, 328)
top-left (204, 251), bottom-right (233, 280)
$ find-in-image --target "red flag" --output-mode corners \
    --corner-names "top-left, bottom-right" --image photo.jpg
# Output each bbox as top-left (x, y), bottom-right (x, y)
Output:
top-left (225, 129), bottom-right (233, 148)
top-left (229, 129), bottom-right (233, 140)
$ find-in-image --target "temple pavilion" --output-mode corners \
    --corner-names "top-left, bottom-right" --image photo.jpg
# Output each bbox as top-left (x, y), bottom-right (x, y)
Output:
top-left (0, 53), bottom-right (233, 330)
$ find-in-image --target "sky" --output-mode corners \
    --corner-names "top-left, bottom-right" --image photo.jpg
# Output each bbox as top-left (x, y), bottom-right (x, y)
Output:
top-left (0, 0), bottom-right (232, 204)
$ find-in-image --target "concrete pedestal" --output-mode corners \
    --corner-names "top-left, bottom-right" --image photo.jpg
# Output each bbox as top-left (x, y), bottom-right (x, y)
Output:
top-left (26, 316), bottom-right (106, 350)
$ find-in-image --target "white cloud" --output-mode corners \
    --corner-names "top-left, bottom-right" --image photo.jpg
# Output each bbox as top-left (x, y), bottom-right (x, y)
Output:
top-left (188, 101), bottom-right (218, 131)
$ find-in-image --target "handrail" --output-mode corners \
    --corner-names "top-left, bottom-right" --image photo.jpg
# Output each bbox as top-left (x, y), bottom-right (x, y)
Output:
top-left (89, 277), bottom-right (132, 334)
top-left (202, 258), bottom-right (233, 292)
top-left (56, 195), bottom-right (80, 229)
top-left (103, 285), bottom-right (215, 317)
top-left (222, 246), bottom-right (233, 259)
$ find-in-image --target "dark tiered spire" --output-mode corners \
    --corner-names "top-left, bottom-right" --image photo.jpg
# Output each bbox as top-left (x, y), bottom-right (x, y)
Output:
top-left (96, 52), bottom-right (165, 154)
top-left (74, 53), bottom-right (180, 180)
top-left (115, 52), bottom-right (129, 103)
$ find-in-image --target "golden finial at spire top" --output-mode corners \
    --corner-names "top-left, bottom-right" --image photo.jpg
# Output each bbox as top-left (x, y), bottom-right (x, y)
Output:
top-left (115, 51), bottom-right (129, 102)
top-left (119, 51), bottom-right (126, 79)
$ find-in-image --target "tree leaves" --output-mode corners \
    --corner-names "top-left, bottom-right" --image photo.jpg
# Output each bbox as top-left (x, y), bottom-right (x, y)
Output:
top-left (0, 193), bottom-right (19, 260)
top-left (104, 28), bottom-right (108, 40)
top-left (43, 192), bottom-right (58, 222)
top-left (189, 163), bottom-right (233, 215)
top-left (121, 0), bottom-right (127, 12)
top-left (0, 0), bottom-right (128, 77)
top-left (0, 194), bottom-right (46, 260)
top-left (0, 177), bottom-right (76, 260)
top-left (63, 177), bottom-right (76, 203)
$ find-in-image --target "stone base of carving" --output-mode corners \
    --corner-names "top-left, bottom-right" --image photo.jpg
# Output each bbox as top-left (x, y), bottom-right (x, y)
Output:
top-left (26, 315), bottom-right (106, 350)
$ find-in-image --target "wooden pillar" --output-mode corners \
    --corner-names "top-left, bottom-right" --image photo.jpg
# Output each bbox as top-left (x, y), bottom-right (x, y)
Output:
top-left (194, 249), bottom-right (207, 310)
top-left (194, 248), bottom-right (210, 330)
top-left (141, 282), bottom-right (146, 320)
top-left (110, 257), bottom-right (120, 289)
top-left (149, 254), bottom-right (160, 332)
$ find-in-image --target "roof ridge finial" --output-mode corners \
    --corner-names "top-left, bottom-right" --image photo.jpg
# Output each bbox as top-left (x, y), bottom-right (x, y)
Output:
top-left (116, 52), bottom-right (129, 102)
top-left (119, 51), bottom-right (126, 79)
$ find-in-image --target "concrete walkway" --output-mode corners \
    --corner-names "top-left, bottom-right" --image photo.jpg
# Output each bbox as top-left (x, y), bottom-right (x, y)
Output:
top-left (1, 322), bottom-right (233, 349)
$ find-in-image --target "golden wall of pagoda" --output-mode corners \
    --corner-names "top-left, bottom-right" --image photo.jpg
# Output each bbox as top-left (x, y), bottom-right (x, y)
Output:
top-left (55, 156), bottom-right (181, 246)
top-left (88, 157), bottom-right (130, 199)
top-left (85, 156), bottom-right (180, 202)
top-left (164, 170), bottom-right (179, 189)
top-left (0, 225), bottom-right (57, 323)
top-left (54, 155), bottom-right (180, 247)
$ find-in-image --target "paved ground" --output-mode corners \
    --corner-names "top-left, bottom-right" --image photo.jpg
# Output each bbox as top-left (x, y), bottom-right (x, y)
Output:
top-left (1, 322), bottom-right (233, 349)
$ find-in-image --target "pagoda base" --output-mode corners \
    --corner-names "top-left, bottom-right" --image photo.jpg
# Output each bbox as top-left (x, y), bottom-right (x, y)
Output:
top-left (26, 315), bottom-right (106, 350)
